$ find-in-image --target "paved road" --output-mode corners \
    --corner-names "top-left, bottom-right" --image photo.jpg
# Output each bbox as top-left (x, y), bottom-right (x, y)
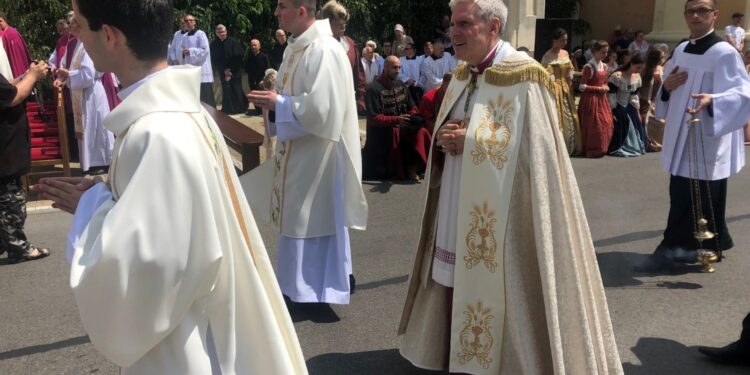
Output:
top-left (1, 152), bottom-right (749, 374)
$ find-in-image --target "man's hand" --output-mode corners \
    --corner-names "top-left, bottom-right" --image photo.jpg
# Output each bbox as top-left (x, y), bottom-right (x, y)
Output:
top-left (687, 93), bottom-right (713, 115)
top-left (53, 79), bottom-right (66, 89)
top-left (182, 48), bottom-right (189, 57)
top-left (406, 79), bottom-right (415, 87)
top-left (399, 114), bottom-right (411, 127)
top-left (33, 177), bottom-right (98, 215)
top-left (663, 66), bottom-right (688, 92)
top-left (28, 61), bottom-right (49, 80)
top-left (247, 90), bottom-right (278, 111)
top-left (55, 68), bottom-right (69, 82)
top-left (436, 121), bottom-right (467, 156)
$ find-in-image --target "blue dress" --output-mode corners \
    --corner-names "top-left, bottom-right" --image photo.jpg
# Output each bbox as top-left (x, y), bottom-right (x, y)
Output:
top-left (608, 72), bottom-right (646, 157)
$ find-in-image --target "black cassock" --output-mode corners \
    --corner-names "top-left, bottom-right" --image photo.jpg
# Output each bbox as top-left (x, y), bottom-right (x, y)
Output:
top-left (210, 36), bottom-right (248, 115)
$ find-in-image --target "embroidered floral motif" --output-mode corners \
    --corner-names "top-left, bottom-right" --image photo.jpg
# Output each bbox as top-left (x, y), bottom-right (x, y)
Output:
top-left (457, 300), bottom-right (494, 369)
top-left (471, 95), bottom-right (512, 170)
top-left (270, 142), bottom-right (287, 226)
top-left (464, 202), bottom-right (498, 272)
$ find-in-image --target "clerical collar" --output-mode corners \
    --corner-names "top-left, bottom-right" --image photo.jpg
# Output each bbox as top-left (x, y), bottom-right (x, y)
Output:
top-left (180, 30), bottom-right (188, 35)
top-left (684, 30), bottom-right (723, 55)
top-left (406, 55), bottom-right (417, 60)
top-left (689, 29), bottom-right (714, 44)
top-left (187, 28), bottom-right (199, 36)
top-left (431, 54), bottom-right (443, 61)
top-left (470, 41), bottom-right (502, 75)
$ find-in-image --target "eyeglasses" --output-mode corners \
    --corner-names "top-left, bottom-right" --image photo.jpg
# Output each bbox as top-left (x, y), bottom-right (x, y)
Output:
top-left (404, 47), bottom-right (413, 50)
top-left (684, 7), bottom-right (716, 17)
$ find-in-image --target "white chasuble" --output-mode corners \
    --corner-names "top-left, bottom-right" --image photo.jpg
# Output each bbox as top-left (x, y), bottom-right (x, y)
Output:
top-left (656, 39), bottom-right (750, 181)
top-left (70, 66), bottom-right (307, 374)
top-left (398, 48), bottom-right (623, 375)
top-left (244, 20), bottom-right (367, 238)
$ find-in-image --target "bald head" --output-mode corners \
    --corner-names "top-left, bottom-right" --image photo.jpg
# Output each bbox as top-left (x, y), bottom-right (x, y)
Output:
top-left (383, 55), bottom-right (401, 81)
top-left (250, 39), bottom-right (261, 54)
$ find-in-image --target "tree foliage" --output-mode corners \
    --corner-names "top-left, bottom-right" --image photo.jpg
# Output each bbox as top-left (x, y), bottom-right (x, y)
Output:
top-left (0, 0), bottom-right (451, 60)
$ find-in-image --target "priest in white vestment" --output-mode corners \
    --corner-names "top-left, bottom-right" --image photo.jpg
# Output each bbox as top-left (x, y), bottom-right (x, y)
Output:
top-left (398, 1), bottom-right (623, 374)
top-left (247, 0), bottom-right (367, 305)
top-left (55, 24), bottom-right (114, 175)
top-left (35, 1), bottom-right (307, 374)
top-left (647, 0), bottom-right (750, 270)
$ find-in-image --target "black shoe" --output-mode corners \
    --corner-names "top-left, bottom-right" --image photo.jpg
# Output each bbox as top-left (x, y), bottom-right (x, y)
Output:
top-left (698, 342), bottom-right (750, 366)
top-left (349, 274), bottom-right (356, 294)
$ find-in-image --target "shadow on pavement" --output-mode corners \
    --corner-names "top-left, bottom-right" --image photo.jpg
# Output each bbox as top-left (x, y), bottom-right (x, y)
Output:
top-left (357, 275), bottom-right (409, 292)
top-left (594, 230), bottom-right (663, 248)
top-left (363, 180), bottom-right (421, 194)
top-left (623, 337), bottom-right (748, 375)
top-left (596, 252), bottom-right (704, 288)
top-left (307, 348), bottom-right (446, 375)
top-left (0, 335), bottom-right (90, 360)
top-left (286, 301), bottom-right (341, 324)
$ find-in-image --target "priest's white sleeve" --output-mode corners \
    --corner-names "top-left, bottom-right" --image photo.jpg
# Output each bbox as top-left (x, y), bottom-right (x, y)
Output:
top-left (705, 50), bottom-right (750, 137)
top-left (274, 94), bottom-right (310, 142)
top-left (67, 52), bottom-right (97, 90)
top-left (49, 50), bottom-right (58, 69)
top-left (186, 32), bottom-right (210, 67)
top-left (654, 59), bottom-right (676, 120)
top-left (283, 46), bottom-right (353, 142)
top-left (69, 123), bottom-right (224, 367)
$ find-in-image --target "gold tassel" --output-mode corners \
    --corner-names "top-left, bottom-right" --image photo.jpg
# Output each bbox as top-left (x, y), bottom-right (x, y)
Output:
top-left (484, 61), bottom-right (555, 93)
top-left (454, 63), bottom-right (471, 81)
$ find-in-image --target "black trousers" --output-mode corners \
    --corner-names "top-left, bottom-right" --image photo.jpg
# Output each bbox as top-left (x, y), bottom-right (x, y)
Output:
top-left (200, 82), bottom-right (216, 107)
top-left (741, 312), bottom-right (750, 349)
top-left (657, 175), bottom-right (732, 253)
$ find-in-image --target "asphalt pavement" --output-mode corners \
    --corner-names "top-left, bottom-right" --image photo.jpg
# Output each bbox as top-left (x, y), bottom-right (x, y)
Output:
top-left (1, 152), bottom-right (749, 375)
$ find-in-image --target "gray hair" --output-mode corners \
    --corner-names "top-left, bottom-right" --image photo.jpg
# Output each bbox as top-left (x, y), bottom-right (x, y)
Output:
top-left (365, 40), bottom-right (377, 49)
top-left (215, 24), bottom-right (226, 31)
top-left (320, 0), bottom-right (349, 21)
top-left (448, 0), bottom-right (508, 27)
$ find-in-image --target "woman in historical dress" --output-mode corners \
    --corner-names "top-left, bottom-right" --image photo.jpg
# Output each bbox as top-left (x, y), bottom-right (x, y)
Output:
top-left (578, 41), bottom-right (614, 158)
top-left (640, 48), bottom-right (665, 150)
top-left (605, 50), bottom-right (619, 75)
top-left (608, 55), bottom-right (647, 157)
top-left (541, 28), bottom-right (581, 155)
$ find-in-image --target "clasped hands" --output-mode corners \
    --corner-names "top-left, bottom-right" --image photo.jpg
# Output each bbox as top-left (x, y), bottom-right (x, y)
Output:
top-left (436, 120), bottom-right (466, 156)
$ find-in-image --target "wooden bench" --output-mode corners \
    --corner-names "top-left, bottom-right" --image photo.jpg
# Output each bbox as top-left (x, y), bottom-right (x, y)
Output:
top-left (202, 103), bottom-right (264, 174)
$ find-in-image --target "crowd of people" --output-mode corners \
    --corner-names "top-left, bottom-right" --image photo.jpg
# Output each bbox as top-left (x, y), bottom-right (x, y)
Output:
top-left (2, 0), bottom-right (750, 373)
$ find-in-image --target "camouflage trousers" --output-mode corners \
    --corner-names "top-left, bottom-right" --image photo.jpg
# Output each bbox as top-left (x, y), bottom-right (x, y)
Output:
top-left (0, 177), bottom-right (30, 257)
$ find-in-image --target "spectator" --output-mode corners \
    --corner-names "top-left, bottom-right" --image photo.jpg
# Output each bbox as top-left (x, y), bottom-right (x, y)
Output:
top-left (382, 40), bottom-right (394, 57)
top-left (270, 29), bottom-right (287, 70)
top-left (177, 14), bottom-right (214, 106)
top-left (393, 24), bottom-right (415, 57)
top-left (244, 39), bottom-right (271, 116)
top-left (617, 49), bottom-right (632, 66)
top-left (725, 12), bottom-right (745, 51)
top-left (0, 60), bottom-right (50, 264)
top-left (365, 40), bottom-right (384, 77)
top-left (433, 15), bottom-right (452, 53)
top-left (578, 40), bottom-right (614, 158)
top-left (0, 13), bottom-right (31, 79)
top-left (361, 46), bottom-right (378, 85)
top-left (605, 49), bottom-right (619, 74)
top-left (628, 30), bottom-right (650, 58)
top-left (363, 56), bottom-right (429, 181)
top-left (320, 0), bottom-right (367, 112)
top-left (420, 39), bottom-right (457, 91)
top-left (542, 28), bottom-right (581, 155)
top-left (608, 55), bottom-right (647, 157)
top-left (210, 24), bottom-right (247, 115)
top-left (399, 43), bottom-right (423, 104)
top-left (418, 72), bottom-right (451, 134)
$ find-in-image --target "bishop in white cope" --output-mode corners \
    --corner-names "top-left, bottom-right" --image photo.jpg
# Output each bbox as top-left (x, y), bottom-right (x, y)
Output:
top-left (649, 0), bottom-right (750, 268)
top-left (36, 1), bottom-right (306, 373)
top-left (398, 1), bottom-right (623, 374)
top-left (247, 0), bottom-right (367, 305)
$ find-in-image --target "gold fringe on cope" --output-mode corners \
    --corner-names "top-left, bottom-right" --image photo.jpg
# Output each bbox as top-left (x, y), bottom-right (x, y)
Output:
top-left (484, 62), bottom-right (555, 93)
top-left (454, 63), bottom-right (470, 81)
top-left (453, 59), bottom-right (554, 93)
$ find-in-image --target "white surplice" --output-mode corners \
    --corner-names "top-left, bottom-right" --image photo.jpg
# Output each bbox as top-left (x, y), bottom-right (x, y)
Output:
top-left (399, 55), bottom-right (423, 86)
top-left (68, 66), bottom-right (307, 374)
top-left (177, 29), bottom-right (213, 83)
top-left (243, 20), bottom-right (367, 304)
top-left (420, 52), bottom-right (457, 91)
top-left (63, 42), bottom-right (115, 172)
top-left (656, 35), bottom-right (750, 180)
